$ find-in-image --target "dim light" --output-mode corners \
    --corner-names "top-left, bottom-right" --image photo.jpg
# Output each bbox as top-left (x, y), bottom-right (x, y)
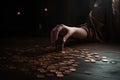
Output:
top-left (44, 8), bottom-right (48, 12)
top-left (17, 11), bottom-right (21, 16)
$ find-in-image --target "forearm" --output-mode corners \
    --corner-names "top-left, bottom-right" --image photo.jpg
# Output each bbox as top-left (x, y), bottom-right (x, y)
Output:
top-left (71, 27), bottom-right (88, 39)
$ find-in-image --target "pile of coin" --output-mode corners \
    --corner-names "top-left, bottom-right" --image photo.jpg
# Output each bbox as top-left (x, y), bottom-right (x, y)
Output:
top-left (0, 47), bottom-right (109, 79)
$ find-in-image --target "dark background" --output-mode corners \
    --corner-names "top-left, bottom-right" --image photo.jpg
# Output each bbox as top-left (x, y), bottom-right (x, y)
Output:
top-left (1, 0), bottom-right (91, 37)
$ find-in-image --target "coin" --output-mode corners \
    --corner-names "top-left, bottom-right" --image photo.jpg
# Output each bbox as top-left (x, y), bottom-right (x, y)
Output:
top-left (109, 60), bottom-right (117, 64)
top-left (84, 59), bottom-right (90, 62)
top-left (59, 68), bottom-right (65, 72)
top-left (69, 59), bottom-right (75, 62)
top-left (46, 73), bottom-right (54, 77)
top-left (72, 64), bottom-right (79, 67)
top-left (94, 53), bottom-right (99, 55)
top-left (63, 70), bottom-right (71, 74)
top-left (70, 68), bottom-right (76, 72)
top-left (50, 69), bottom-right (56, 73)
top-left (95, 55), bottom-right (100, 58)
top-left (101, 56), bottom-right (107, 59)
top-left (36, 74), bottom-right (45, 78)
top-left (90, 59), bottom-right (96, 63)
top-left (102, 59), bottom-right (108, 62)
top-left (56, 73), bottom-right (64, 77)
top-left (60, 51), bottom-right (66, 54)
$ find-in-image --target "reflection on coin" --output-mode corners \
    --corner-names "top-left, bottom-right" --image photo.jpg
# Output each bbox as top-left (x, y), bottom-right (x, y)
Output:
top-left (90, 59), bottom-right (96, 63)
top-left (101, 56), bottom-right (107, 59)
top-left (102, 59), bottom-right (108, 62)
top-left (70, 68), bottom-right (76, 72)
top-left (94, 53), bottom-right (99, 55)
top-left (84, 59), bottom-right (90, 62)
top-left (50, 69), bottom-right (56, 73)
top-left (72, 64), bottom-right (79, 67)
top-left (61, 51), bottom-right (66, 54)
top-left (95, 55), bottom-right (100, 58)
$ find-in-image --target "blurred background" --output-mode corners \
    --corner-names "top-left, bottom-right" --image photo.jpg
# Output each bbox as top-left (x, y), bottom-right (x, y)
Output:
top-left (1, 0), bottom-right (92, 37)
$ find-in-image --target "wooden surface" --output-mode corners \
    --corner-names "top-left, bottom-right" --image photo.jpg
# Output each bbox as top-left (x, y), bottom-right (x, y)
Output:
top-left (0, 37), bottom-right (120, 80)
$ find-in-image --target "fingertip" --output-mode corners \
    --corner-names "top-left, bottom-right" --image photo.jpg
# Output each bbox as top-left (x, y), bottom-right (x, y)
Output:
top-left (63, 38), bottom-right (66, 43)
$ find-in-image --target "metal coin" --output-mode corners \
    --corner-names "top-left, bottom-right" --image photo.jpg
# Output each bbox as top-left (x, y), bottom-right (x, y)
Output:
top-left (70, 68), bottom-right (76, 72)
top-left (36, 74), bottom-right (45, 78)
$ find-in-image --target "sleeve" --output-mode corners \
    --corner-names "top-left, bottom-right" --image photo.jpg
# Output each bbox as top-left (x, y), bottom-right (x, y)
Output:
top-left (79, 0), bottom-right (106, 42)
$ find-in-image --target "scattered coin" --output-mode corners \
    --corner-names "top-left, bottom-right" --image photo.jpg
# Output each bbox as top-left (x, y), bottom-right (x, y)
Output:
top-left (109, 60), bottom-right (117, 64)
top-left (70, 68), bottom-right (76, 72)
top-left (101, 56), bottom-right (107, 59)
top-left (72, 64), bottom-right (79, 67)
top-left (102, 59), bottom-right (108, 62)
top-left (84, 59), bottom-right (90, 62)
top-left (46, 73), bottom-right (54, 77)
top-left (1, 45), bottom-right (110, 79)
top-left (50, 69), bottom-right (56, 73)
top-left (94, 53), bottom-right (99, 55)
top-left (63, 70), bottom-right (72, 74)
top-left (57, 73), bottom-right (64, 77)
top-left (90, 59), bottom-right (96, 63)
top-left (36, 74), bottom-right (45, 78)
top-left (95, 55), bottom-right (100, 58)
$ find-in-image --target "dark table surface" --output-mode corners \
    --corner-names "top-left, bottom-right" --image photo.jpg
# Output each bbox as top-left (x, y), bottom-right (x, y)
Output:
top-left (0, 37), bottom-right (120, 80)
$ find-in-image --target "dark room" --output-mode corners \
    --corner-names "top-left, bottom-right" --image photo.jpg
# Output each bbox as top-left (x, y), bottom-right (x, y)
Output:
top-left (0, 0), bottom-right (120, 80)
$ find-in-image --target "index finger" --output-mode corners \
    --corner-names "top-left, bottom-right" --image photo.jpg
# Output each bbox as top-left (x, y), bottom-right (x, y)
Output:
top-left (51, 25), bottom-right (63, 44)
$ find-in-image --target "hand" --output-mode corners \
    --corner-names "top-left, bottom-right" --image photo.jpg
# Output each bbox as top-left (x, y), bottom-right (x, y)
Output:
top-left (51, 24), bottom-right (76, 44)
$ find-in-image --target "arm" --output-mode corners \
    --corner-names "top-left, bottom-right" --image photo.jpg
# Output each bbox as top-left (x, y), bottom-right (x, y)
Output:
top-left (51, 24), bottom-right (88, 43)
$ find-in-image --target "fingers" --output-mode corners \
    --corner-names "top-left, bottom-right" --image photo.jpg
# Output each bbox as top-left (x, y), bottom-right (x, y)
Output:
top-left (63, 31), bottom-right (71, 43)
top-left (51, 25), bottom-right (63, 43)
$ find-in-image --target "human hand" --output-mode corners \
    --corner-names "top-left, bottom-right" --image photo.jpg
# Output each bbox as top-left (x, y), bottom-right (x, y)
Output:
top-left (51, 24), bottom-right (76, 44)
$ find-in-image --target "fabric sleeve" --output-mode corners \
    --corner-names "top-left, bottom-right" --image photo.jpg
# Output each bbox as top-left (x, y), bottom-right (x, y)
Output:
top-left (79, 0), bottom-right (106, 42)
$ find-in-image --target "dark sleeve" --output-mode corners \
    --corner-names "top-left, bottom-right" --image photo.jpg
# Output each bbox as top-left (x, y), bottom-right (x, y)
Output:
top-left (80, 0), bottom-right (106, 42)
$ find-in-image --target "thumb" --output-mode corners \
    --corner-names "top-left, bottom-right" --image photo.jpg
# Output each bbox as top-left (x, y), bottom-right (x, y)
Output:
top-left (63, 32), bottom-right (71, 43)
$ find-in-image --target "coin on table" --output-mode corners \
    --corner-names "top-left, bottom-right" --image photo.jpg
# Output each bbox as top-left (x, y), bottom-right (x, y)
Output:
top-left (56, 73), bottom-right (64, 77)
top-left (61, 66), bottom-right (69, 69)
top-left (80, 55), bottom-right (85, 58)
top-left (84, 59), bottom-right (90, 62)
top-left (85, 57), bottom-right (90, 60)
top-left (59, 68), bottom-right (65, 72)
top-left (36, 74), bottom-right (45, 78)
top-left (73, 50), bottom-right (80, 53)
top-left (70, 68), bottom-right (76, 72)
top-left (95, 55), bottom-right (100, 58)
top-left (101, 56), bottom-right (107, 59)
top-left (61, 51), bottom-right (66, 54)
top-left (95, 57), bottom-right (101, 61)
top-left (109, 60), bottom-right (117, 64)
top-left (72, 64), bottom-right (79, 67)
top-left (90, 58), bottom-right (96, 63)
top-left (69, 59), bottom-right (75, 62)
top-left (93, 53), bottom-right (99, 55)
top-left (63, 70), bottom-right (72, 74)
top-left (50, 69), bottom-right (57, 73)
top-left (46, 73), bottom-right (54, 77)
top-left (102, 59), bottom-right (108, 62)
